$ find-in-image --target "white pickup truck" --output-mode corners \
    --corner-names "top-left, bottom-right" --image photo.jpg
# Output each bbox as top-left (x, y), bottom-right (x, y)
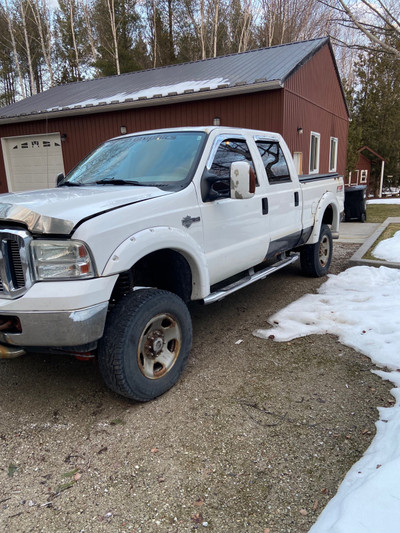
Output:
top-left (0, 126), bottom-right (344, 400)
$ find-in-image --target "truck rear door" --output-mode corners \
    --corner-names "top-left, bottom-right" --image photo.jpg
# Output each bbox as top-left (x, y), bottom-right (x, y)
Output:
top-left (253, 137), bottom-right (302, 258)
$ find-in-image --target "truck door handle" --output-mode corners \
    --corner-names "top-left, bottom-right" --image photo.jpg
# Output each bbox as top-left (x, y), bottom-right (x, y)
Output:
top-left (294, 191), bottom-right (299, 206)
top-left (262, 197), bottom-right (268, 215)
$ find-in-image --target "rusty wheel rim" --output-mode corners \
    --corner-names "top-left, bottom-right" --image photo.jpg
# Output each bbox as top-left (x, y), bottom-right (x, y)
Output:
top-left (137, 313), bottom-right (181, 380)
top-left (319, 235), bottom-right (330, 267)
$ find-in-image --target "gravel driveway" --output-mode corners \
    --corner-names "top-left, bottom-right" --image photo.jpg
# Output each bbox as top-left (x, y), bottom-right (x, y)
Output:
top-left (0, 242), bottom-right (392, 533)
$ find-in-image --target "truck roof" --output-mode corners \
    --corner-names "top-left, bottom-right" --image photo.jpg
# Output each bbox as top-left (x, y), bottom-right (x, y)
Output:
top-left (114, 126), bottom-right (282, 142)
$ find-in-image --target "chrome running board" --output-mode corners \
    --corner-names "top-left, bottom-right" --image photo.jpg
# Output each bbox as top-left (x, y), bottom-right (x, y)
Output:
top-left (203, 254), bottom-right (299, 305)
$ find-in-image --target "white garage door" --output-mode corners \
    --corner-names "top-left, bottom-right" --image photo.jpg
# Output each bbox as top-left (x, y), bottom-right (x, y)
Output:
top-left (2, 133), bottom-right (65, 192)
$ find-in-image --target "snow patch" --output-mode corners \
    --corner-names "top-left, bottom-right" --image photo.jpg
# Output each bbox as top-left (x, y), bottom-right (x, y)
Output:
top-left (372, 230), bottom-right (400, 262)
top-left (47, 78), bottom-right (230, 111)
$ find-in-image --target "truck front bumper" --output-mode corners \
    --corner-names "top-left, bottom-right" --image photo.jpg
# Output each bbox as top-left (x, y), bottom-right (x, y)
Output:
top-left (0, 302), bottom-right (108, 347)
top-left (0, 275), bottom-right (117, 348)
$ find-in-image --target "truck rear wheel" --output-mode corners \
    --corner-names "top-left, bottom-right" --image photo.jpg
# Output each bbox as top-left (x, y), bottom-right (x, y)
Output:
top-left (98, 289), bottom-right (192, 401)
top-left (300, 224), bottom-right (332, 277)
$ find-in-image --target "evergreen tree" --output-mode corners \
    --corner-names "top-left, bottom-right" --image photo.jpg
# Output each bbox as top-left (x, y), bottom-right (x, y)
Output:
top-left (54, 0), bottom-right (91, 83)
top-left (92, 0), bottom-right (140, 76)
top-left (348, 39), bottom-right (400, 190)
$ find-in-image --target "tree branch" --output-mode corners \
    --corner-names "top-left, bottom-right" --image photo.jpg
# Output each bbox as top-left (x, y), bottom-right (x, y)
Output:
top-left (336, 0), bottom-right (400, 57)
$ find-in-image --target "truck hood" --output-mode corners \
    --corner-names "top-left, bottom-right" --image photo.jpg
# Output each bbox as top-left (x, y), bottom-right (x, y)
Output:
top-left (0, 186), bottom-right (173, 235)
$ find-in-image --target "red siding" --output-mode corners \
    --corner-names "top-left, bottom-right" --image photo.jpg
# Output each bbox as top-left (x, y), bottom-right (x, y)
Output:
top-left (0, 90), bottom-right (284, 192)
top-left (283, 44), bottom-right (349, 176)
top-left (356, 154), bottom-right (371, 174)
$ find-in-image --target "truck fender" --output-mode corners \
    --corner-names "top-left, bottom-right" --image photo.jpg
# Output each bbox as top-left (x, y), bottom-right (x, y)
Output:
top-left (306, 192), bottom-right (342, 245)
top-left (102, 226), bottom-right (210, 300)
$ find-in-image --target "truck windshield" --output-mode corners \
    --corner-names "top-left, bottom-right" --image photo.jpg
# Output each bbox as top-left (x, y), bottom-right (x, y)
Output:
top-left (60, 132), bottom-right (207, 189)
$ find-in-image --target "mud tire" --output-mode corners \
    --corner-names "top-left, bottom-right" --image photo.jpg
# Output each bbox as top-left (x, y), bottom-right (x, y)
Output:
top-left (300, 224), bottom-right (333, 277)
top-left (98, 289), bottom-right (192, 401)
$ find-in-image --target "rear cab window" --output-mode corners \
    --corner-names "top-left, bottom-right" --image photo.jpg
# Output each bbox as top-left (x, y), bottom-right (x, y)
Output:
top-left (255, 140), bottom-right (291, 184)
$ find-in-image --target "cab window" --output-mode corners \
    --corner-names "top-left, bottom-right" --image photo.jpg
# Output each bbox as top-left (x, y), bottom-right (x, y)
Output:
top-left (256, 141), bottom-right (291, 184)
top-left (210, 138), bottom-right (257, 181)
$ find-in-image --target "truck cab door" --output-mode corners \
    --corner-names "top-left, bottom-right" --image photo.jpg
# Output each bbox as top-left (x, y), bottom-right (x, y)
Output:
top-left (199, 135), bottom-right (269, 286)
top-left (254, 138), bottom-right (302, 258)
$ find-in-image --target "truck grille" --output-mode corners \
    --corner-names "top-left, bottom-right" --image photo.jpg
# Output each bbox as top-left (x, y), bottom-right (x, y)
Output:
top-left (0, 229), bottom-right (32, 299)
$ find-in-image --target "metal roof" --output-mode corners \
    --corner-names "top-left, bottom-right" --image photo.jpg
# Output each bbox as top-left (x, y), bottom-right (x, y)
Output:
top-left (0, 37), bottom-right (329, 124)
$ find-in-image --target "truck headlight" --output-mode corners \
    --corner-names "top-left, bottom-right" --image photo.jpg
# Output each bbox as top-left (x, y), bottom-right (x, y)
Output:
top-left (31, 240), bottom-right (96, 280)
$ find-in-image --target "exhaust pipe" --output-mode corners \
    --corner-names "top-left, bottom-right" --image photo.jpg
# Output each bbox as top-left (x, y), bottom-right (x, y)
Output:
top-left (0, 344), bottom-right (25, 359)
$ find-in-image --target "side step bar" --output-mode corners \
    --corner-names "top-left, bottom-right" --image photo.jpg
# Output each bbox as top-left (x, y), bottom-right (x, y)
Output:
top-left (203, 254), bottom-right (299, 305)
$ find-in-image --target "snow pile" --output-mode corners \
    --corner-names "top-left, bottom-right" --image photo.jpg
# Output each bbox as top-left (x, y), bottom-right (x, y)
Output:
top-left (372, 230), bottom-right (400, 262)
top-left (254, 265), bottom-right (400, 533)
top-left (367, 198), bottom-right (400, 205)
top-left (255, 266), bottom-right (400, 369)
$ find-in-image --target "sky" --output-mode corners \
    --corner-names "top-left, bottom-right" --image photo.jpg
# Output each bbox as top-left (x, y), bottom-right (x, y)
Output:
top-left (254, 205), bottom-right (400, 533)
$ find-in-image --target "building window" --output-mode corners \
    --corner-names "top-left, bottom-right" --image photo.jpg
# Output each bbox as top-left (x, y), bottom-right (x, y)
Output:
top-left (293, 152), bottom-right (303, 175)
top-left (329, 137), bottom-right (338, 172)
top-left (309, 132), bottom-right (320, 173)
top-left (360, 170), bottom-right (368, 184)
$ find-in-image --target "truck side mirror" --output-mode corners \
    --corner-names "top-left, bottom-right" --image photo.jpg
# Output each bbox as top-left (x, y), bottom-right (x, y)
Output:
top-left (230, 161), bottom-right (255, 199)
top-left (56, 172), bottom-right (65, 186)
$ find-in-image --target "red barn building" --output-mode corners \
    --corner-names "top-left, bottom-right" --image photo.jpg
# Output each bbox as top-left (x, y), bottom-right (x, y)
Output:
top-left (0, 37), bottom-right (349, 193)
top-left (348, 146), bottom-right (385, 196)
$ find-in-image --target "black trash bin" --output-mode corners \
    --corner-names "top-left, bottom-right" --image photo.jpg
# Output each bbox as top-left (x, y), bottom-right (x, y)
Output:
top-left (344, 185), bottom-right (367, 222)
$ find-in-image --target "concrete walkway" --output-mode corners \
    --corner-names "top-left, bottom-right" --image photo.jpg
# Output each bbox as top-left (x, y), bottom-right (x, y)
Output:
top-left (338, 221), bottom-right (380, 244)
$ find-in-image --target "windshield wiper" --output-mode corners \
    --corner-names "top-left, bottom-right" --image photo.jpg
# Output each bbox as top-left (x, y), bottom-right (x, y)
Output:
top-left (95, 178), bottom-right (148, 186)
top-left (58, 181), bottom-right (81, 187)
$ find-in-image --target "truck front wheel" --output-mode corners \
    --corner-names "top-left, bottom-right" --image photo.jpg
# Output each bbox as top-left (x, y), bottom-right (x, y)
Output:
top-left (300, 224), bottom-right (333, 277)
top-left (98, 289), bottom-right (192, 401)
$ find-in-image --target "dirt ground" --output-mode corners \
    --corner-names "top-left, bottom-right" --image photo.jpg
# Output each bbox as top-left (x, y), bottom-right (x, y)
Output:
top-left (0, 242), bottom-right (393, 533)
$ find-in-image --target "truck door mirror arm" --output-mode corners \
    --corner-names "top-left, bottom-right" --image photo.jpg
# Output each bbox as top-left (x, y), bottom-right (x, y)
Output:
top-left (56, 172), bottom-right (65, 186)
top-left (201, 170), bottom-right (230, 202)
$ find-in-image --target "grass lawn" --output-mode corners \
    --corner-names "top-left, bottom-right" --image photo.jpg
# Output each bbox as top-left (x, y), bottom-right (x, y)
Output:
top-left (366, 203), bottom-right (400, 223)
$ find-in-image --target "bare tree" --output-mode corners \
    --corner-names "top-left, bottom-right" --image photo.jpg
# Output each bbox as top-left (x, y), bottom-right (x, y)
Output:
top-left (3, 0), bottom-right (26, 98)
top-left (67, 0), bottom-right (81, 78)
top-left (27, 0), bottom-right (54, 86)
top-left (322, 0), bottom-right (400, 57)
top-left (106, 0), bottom-right (121, 74)
top-left (180, 0), bottom-right (206, 59)
top-left (212, 0), bottom-right (219, 57)
top-left (19, 0), bottom-right (36, 95)
top-left (82, 0), bottom-right (98, 68)
top-left (152, 0), bottom-right (157, 66)
top-left (259, 0), bottom-right (334, 48)
top-left (237, 0), bottom-right (254, 52)
top-left (199, 0), bottom-right (206, 59)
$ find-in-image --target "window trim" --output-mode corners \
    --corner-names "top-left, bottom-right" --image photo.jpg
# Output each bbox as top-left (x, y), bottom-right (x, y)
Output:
top-left (329, 137), bottom-right (338, 172)
top-left (360, 170), bottom-right (368, 184)
top-left (309, 132), bottom-right (320, 174)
